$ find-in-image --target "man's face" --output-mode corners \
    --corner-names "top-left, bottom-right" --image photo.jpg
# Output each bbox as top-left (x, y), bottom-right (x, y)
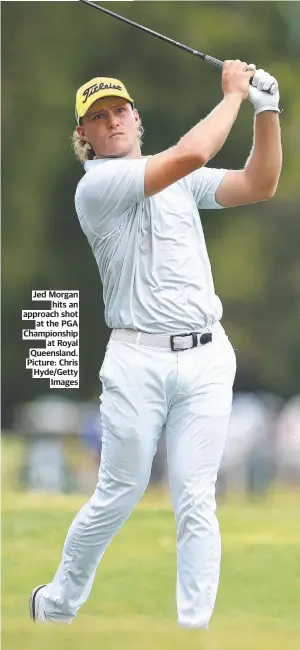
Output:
top-left (77, 97), bottom-right (141, 158)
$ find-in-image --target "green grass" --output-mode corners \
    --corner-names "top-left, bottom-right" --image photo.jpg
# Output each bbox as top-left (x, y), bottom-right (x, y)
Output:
top-left (2, 489), bottom-right (300, 650)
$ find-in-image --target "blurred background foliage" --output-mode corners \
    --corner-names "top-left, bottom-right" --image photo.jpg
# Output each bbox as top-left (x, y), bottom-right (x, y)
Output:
top-left (2, 1), bottom-right (300, 426)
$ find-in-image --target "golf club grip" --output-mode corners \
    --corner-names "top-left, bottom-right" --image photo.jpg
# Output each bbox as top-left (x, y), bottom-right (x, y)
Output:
top-left (203, 55), bottom-right (223, 69)
top-left (204, 55), bottom-right (254, 83)
top-left (203, 55), bottom-right (255, 90)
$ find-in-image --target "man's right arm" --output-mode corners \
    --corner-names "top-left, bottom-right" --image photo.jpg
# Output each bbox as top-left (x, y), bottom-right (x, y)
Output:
top-left (145, 60), bottom-right (254, 198)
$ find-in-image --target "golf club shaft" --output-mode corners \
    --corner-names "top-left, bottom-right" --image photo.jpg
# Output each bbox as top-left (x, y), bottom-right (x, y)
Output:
top-left (79, 0), bottom-right (223, 70)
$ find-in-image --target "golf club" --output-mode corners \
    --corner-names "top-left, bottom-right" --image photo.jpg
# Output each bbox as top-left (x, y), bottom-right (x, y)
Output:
top-left (79, 1), bottom-right (282, 95)
top-left (79, 0), bottom-right (226, 71)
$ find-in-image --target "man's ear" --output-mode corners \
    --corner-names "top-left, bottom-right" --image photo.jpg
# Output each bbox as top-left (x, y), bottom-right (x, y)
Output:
top-left (76, 124), bottom-right (85, 138)
top-left (133, 108), bottom-right (140, 124)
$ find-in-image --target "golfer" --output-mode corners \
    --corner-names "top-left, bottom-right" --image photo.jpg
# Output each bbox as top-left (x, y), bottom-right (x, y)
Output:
top-left (30, 61), bottom-right (282, 628)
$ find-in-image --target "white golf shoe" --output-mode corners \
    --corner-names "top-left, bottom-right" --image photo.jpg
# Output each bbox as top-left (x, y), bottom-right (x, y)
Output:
top-left (29, 584), bottom-right (47, 622)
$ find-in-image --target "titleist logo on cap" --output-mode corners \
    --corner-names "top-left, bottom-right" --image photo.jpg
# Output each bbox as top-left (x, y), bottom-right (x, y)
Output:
top-left (82, 82), bottom-right (123, 104)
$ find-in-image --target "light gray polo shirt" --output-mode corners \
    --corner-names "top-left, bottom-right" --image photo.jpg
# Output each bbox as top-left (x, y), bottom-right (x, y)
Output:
top-left (75, 157), bottom-right (228, 334)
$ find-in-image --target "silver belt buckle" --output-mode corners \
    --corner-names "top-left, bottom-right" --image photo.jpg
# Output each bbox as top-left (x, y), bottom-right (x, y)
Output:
top-left (170, 332), bottom-right (198, 352)
top-left (170, 332), bottom-right (212, 352)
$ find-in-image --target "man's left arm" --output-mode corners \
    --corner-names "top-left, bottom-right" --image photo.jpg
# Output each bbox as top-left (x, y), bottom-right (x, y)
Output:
top-left (216, 68), bottom-right (282, 207)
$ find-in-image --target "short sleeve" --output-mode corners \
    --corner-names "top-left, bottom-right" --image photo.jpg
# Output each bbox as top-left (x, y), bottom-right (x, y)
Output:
top-left (188, 167), bottom-right (229, 210)
top-left (75, 157), bottom-right (147, 235)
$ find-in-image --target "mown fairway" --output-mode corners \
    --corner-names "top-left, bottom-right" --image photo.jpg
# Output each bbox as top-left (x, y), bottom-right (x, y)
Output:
top-left (2, 490), bottom-right (300, 650)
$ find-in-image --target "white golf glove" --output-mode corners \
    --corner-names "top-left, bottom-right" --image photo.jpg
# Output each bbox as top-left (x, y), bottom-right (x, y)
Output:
top-left (247, 64), bottom-right (280, 115)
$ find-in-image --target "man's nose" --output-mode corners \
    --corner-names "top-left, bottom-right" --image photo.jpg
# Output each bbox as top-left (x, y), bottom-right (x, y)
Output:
top-left (108, 112), bottom-right (120, 128)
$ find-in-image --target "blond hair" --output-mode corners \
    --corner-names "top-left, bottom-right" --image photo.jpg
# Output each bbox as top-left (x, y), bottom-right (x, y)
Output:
top-left (71, 117), bottom-right (144, 164)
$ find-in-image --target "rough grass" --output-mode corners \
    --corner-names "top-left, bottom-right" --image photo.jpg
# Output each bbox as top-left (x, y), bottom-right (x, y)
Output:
top-left (2, 490), bottom-right (300, 650)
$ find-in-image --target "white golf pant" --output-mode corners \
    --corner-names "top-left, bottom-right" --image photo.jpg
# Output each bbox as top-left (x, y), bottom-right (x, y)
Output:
top-left (42, 322), bottom-right (236, 628)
